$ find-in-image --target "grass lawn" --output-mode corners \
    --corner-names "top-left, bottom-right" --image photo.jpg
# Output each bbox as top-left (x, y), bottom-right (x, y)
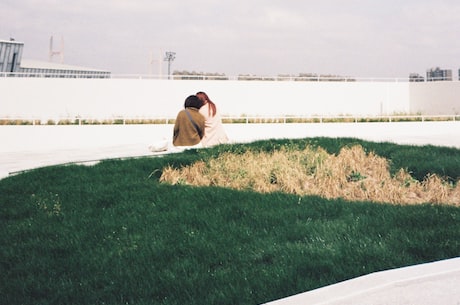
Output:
top-left (1, 137), bottom-right (459, 305)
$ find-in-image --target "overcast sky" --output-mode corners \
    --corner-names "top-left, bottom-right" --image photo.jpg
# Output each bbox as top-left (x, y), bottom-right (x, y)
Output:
top-left (1, 0), bottom-right (459, 77)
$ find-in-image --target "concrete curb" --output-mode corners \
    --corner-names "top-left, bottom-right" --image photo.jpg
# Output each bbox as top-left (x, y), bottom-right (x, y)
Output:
top-left (263, 257), bottom-right (460, 305)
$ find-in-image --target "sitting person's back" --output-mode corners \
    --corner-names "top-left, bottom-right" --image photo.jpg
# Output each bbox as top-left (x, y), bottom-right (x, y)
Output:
top-left (173, 95), bottom-right (205, 148)
top-left (197, 91), bottom-right (229, 147)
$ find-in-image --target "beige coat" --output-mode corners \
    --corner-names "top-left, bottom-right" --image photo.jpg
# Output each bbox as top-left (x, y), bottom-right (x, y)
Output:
top-left (199, 103), bottom-right (229, 147)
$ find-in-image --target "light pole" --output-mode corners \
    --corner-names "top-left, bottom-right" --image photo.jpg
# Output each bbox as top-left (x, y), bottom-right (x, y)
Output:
top-left (164, 51), bottom-right (176, 79)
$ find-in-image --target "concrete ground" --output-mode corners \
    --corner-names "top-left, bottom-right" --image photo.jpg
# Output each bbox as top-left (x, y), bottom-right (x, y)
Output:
top-left (263, 257), bottom-right (460, 305)
top-left (1, 121), bottom-right (459, 304)
top-left (1, 121), bottom-right (460, 178)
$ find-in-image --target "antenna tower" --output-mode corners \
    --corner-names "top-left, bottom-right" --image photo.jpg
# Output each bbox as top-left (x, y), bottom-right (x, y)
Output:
top-left (49, 35), bottom-right (64, 63)
top-left (149, 49), bottom-right (163, 76)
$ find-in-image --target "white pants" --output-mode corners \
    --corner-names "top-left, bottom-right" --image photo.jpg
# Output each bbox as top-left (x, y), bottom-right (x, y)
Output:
top-left (170, 141), bottom-right (203, 152)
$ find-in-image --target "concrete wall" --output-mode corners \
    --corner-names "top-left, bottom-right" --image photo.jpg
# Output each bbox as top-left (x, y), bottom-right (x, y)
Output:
top-left (0, 77), bottom-right (458, 119)
top-left (410, 81), bottom-right (460, 115)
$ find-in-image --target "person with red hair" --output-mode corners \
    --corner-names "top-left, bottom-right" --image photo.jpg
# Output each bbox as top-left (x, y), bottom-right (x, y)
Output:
top-left (196, 91), bottom-right (229, 147)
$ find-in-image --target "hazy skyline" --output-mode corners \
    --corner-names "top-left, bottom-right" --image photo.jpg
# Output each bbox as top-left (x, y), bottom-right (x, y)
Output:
top-left (1, 0), bottom-right (459, 77)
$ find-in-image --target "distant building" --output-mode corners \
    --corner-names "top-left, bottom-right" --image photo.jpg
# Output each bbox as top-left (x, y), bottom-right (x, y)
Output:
top-left (18, 59), bottom-right (111, 78)
top-left (0, 39), bottom-right (110, 78)
top-left (426, 67), bottom-right (452, 82)
top-left (0, 39), bottom-right (23, 73)
top-left (409, 73), bottom-right (424, 82)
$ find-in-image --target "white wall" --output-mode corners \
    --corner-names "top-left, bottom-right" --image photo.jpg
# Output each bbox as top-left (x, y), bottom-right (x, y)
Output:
top-left (410, 81), bottom-right (460, 115)
top-left (1, 77), bottom-right (457, 120)
top-left (207, 80), bottom-right (408, 116)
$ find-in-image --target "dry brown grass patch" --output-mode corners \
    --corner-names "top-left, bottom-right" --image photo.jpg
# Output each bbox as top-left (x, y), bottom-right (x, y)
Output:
top-left (160, 145), bottom-right (460, 205)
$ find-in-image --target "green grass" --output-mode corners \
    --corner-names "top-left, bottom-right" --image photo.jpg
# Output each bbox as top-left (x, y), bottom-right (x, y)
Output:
top-left (1, 138), bottom-right (459, 305)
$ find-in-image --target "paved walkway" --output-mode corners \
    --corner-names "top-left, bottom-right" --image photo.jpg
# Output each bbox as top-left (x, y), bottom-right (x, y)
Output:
top-left (264, 257), bottom-right (460, 305)
top-left (1, 122), bottom-right (459, 305)
top-left (1, 121), bottom-right (460, 178)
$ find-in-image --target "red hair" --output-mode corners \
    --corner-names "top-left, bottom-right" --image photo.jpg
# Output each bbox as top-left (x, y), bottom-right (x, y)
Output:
top-left (196, 91), bottom-right (217, 117)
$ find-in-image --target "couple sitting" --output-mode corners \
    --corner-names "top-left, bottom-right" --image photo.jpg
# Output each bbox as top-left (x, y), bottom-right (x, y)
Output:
top-left (172, 92), bottom-right (229, 150)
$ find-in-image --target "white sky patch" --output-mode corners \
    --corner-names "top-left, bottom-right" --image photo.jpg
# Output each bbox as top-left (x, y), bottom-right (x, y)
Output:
top-left (261, 7), bottom-right (307, 29)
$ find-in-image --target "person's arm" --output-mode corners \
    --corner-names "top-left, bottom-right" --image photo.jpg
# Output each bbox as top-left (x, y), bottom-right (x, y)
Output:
top-left (173, 112), bottom-right (182, 143)
top-left (198, 116), bottom-right (205, 140)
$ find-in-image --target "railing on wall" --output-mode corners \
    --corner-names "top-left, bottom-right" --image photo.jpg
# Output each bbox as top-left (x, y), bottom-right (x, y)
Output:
top-left (3, 71), bottom-right (459, 82)
top-left (0, 71), bottom-right (110, 79)
top-left (1, 115), bottom-right (458, 126)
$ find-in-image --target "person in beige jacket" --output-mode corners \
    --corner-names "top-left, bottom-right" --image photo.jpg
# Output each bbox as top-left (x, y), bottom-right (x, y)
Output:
top-left (196, 91), bottom-right (229, 147)
top-left (172, 95), bottom-right (205, 148)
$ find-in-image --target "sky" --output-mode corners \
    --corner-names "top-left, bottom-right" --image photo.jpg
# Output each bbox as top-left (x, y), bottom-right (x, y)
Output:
top-left (1, 0), bottom-right (459, 78)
